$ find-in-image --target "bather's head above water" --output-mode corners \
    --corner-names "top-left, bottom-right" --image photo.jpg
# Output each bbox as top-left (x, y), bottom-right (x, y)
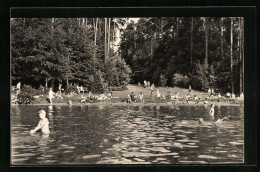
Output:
top-left (198, 118), bottom-right (204, 124)
top-left (38, 110), bottom-right (46, 119)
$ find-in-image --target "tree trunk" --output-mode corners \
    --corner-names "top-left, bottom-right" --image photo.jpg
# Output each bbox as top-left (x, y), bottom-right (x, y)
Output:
top-left (151, 35), bottom-right (153, 67)
top-left (221, 17), bottom-right (224, 61)
top-left (230, 18), bottom-right (234, 94)
top-left (99, 19), bottom-right (101, 36)
top-left (174, 17), bottom-right (179, 39)
top-left (93, 18), bottom-right (98, 58)
top-left (112, 19), bottom-right (115, 50)
top-left (190, 17), bottom-right (193, 66)
top-left (239, 18), bottom-right (243, 94)
top-left (51, 18), bottom-right (54, 37)
top-left (95, 18), bottom-right (98, 46)
top-left (108, 18), bottom-right (111, 59)
top-left (104, 18), bottom-right (107, 62)
top-left (51, 79), bottom-right (54, 89)
top-left (204, 17), bottom-right (208, 65)
top-left (45, 77), bottom-right (48, 88)
top-left (160, 17), bottom-right (163, 34)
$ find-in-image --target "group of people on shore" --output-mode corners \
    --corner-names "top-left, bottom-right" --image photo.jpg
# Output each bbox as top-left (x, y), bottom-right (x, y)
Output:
top-left (127, 92), bottom-right (144, 104)
top-left (12, 81), bottom-right (244, 106)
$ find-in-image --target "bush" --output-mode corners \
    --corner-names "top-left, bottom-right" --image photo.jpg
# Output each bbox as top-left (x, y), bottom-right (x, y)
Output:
top-left (192, 60), bottom-right (216, 91)
top-left (172, 73), bottom-right (190, 87)
top-left (89, 72), bottom-right (105, 93)
top-left (104, 56), bottom-right (132, 87)
top-left (64, 85), bottom-right (78, 94)
top-left (159, 74), bottom-right (168, 87)
top-left (17, 85), bottom-right (36, 104)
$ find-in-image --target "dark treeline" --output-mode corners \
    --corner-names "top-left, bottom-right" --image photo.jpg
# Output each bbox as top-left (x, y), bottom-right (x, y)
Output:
top-left (119, 17), bottom-right (244, 94)
top-left (11, 18), bottom-right (131, 93)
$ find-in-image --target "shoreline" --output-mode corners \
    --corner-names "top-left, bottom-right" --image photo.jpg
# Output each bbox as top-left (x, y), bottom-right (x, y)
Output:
top-left (11, 101), bottom-right (243, 107)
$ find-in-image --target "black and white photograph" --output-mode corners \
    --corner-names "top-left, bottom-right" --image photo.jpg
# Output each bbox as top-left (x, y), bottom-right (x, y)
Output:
top-left (11, 16), bottom-right (245, 165)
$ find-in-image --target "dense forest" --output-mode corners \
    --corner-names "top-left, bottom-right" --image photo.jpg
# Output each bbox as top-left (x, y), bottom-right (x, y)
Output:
top-left (11, 17), bottom-right (244, 94)
top-left (120, 17), bottom-right (244, 94)
top-left (11, 18), bottom-right (131, 93)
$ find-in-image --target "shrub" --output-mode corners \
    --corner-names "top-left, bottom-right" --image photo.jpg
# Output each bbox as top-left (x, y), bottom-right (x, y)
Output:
top-left (89, 71), bottom-right (105, 93)
top-left (104, 56), bottom-right (132, 87)
top-left (159, 74), bottom-right (168, 87)
top-left (17, 85), bottom-right (36, 104)
top-left (172, 73), bottom-right (190, 87)
top-left (192, 60), bottom-right (216, 91)
top-left (64, 85), bottom-right (78, 94)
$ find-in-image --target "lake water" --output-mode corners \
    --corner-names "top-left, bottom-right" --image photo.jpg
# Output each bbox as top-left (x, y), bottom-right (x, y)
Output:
top-left (11, 104), bottom-right (244, 165)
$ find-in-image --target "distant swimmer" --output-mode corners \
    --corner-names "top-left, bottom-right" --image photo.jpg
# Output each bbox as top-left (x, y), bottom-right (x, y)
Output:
top-left (209, 104), bottom-right (215, 116)
top-left (68, 100), bottom-right (73, 105)
top-left (30, 110), bottom-right (50, 134)
top-left (198, 117), bottom-right (228, 126)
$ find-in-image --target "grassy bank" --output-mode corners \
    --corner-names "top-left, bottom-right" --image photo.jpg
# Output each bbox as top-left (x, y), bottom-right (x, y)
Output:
top-left (12, 84), bottom-right (244, 106)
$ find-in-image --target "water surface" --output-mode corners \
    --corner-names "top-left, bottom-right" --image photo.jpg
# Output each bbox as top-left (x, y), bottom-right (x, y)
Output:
top-left (11, 105), bottom-right (244, 164)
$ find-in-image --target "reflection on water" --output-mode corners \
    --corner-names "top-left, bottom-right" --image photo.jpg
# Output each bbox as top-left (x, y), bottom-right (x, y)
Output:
top-left (11, 105), bottom-right (244, 165)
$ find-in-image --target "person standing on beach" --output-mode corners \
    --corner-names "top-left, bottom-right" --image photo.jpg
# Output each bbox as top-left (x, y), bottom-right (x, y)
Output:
top-left (48, 88), bottom-right (54, 104)
top-left (150, 85), bottom-right (154, 98)
top-left (16, 82), bottom-right (21, 95)
top-left (156, 89), bottom-right (161, 99)
top-left (189, 85), bottom-right (191, 93)
top-left (139, 92), bottom-right (144, 103)
top-left (144, 80), bottom-right (147, 88)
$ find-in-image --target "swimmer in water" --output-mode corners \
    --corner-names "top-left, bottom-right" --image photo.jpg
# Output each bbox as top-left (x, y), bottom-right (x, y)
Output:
top-left (30, 110), bottom-right (50, 134)
top-left (209, 104), bottom-right (215, 116)
top-left (198, 117), bottom-right (228, 126)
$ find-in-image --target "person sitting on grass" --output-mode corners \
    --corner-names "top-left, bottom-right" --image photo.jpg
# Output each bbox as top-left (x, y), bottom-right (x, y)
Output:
top-left (185, 94), bottom-right (191, 103)
top-left (174, 92), bottom-right (179, 99)
top-left (194, 95), bottom-right (199, 104)
top-left (166, 91), bottom-right (171, 100)
top-left (88, 91), bottom-right (93, 99)
top-left (226, 92), bottom-right (231, 98)
top-left (130, 92), bottom-right (136, 102)
top-left (30, 110), bottom-right (50, 134)
top-left (108, 91), bottom-right (114, 98)
top-left (80, 86), bottom-right (84, 94)
top-left (139, 92), bottom-right (144, 103)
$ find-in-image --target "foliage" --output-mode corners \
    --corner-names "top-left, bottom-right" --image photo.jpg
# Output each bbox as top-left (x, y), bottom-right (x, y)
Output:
top-left (64, 85), bottom-right (78, 94)
top-left (192, 60), bottom-right (216, 91)
top-left (159, 74), bottom-right (167, 87)
top-left (120, 17), bottom-right (243, 93)
top-left (17, 85), bottom-right (36, 104)
top-left (11, 18), bottom-right (132, 93)
top-left (172, 73), bottom-right (190, 88)
top-left (104, 56), bottom-right (132, 87)
top-left (89, 70), bottom-right (105, 93)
